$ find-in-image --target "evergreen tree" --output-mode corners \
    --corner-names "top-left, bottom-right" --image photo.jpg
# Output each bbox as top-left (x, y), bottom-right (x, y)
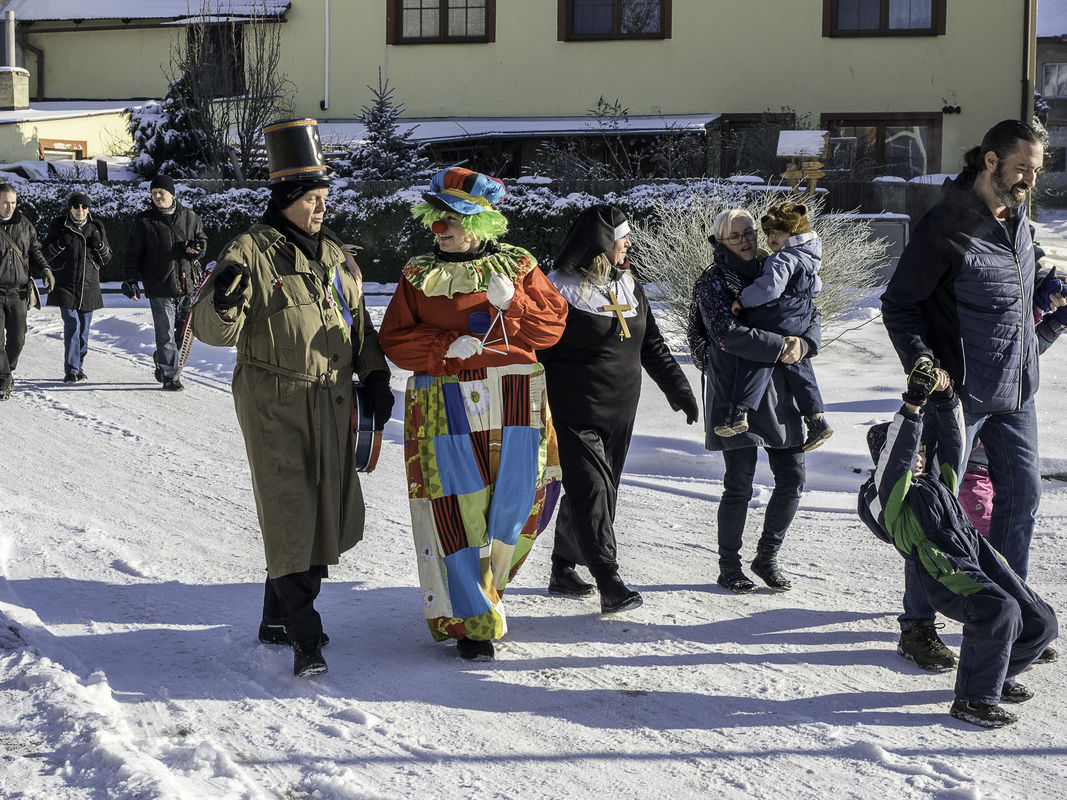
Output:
top-left (125, 74), bottom-right (226, 179)
top-left (348, 70), bottom-right (432, 181)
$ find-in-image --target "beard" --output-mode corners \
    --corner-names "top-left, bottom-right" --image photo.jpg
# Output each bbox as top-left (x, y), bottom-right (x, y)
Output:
top-left (990, 163), bottom-right (1029, 210)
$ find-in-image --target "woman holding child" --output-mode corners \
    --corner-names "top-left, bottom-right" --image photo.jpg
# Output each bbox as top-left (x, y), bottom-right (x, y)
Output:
top-left (687, 206), bottom-right (822, 594)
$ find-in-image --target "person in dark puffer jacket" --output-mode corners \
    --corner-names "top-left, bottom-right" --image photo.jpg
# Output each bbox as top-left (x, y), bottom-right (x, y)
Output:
top-left (43, 191), bottom-right (112, 382)
top-left (123, 175), bottom-right (207, 391)
top-left (881, 119), bottom-right (1063, 671)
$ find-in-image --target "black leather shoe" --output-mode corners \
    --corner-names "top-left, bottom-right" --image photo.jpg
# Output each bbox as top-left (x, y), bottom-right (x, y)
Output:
top-left (1035, 646), bottom-right (1058, 664)
top-left (1001, 682), bottom-right (1034, 703)
top-left (548, 565), bottom-right (595, 598)
top-left (162, 379), bottom-right (185, 392)
top-left (456, 638), bottom-right (495, 661)
top-left (258, 621), bottom-right (329, 648)
top-left (293, 638), bottom-right (328, 677)
top-left (76, 370), bottom-right (88, 381)
top-left (63, 372), bottom-right (78, 382)
top-left (717, 571), bottom-right (757, 594)
top-left (751, 556), bottom-right (792, 591)
top-left (599, 575), bottom-right (643, 614)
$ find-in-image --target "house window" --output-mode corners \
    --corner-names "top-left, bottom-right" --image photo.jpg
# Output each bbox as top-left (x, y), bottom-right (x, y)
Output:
top-left (822, 113), bottom-right (941, 179)
top-left (559, 0), bottom-right (671, 41)
top-left (187, 24), bottom-right (244, 98)
top-left (1044, 64), bottom-right (1067, 98)
top-left (824, 0), bottom-right (945, 36)
top-left (388, 0), bottom-right (495, 44)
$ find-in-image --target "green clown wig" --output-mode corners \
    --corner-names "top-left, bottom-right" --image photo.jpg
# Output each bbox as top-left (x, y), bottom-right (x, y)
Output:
top-left (411, 201), bottom-right (509, 243)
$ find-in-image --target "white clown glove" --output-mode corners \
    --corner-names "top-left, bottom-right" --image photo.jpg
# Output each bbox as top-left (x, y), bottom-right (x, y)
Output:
top-left (486, 272), bottom-right (515, 311)
top-left (445, 335), bottom-right (484, 360)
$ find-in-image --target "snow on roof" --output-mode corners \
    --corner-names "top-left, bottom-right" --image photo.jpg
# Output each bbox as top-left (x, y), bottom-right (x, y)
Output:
top-left (1038, 3), bottom-right (1067, 38)
top-left (0, 100), bottom-right (133, 125)
top-left (0, 1), bottom-right (290, 22)
top-left (317, 114), bottom-right (720, 145)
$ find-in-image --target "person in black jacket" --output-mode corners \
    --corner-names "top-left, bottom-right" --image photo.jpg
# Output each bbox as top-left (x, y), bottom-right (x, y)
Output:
top-left (122, 175), bottom-right (207, 391)
top-left (0, 182), bottom-right (54, 401)
top-left (43, 191), bottom-right (112, 382)
top-left (539, 205), bottom-right (698, 614)
top-left (858, 363), bottom-right (1057, 728)
top-left (881, 119), bottom-right (1063, 671)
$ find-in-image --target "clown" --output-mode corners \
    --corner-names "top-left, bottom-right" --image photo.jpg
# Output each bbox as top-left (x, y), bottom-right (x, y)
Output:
top-left (379, 167), bottom-right (568, 661)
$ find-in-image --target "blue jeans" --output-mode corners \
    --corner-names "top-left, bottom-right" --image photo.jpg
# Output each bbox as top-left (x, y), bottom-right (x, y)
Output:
top-left (899, 399), bottom-right (1041, 630)
top-left (717, 445), bottom-right (805, 571)
top-left (148, 295), bottom-right (191, 382)
top-left (60, 307), bottom-right (93, 373)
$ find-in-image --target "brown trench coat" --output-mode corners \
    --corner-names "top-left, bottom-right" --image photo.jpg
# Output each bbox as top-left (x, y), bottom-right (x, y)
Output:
top-left (191, 224), bottom-right (387, 578)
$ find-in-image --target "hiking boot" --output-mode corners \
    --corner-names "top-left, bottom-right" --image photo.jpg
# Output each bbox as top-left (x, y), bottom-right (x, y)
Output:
top-left (949, 698), bottom-right (1017, 728)
top-left (153, 354), bottom-right (165, 384)
top-left (258, 621), bottom-right (329, 648)
top-left (292, 638), bottom-right (328, 677)
top-left (714, 405), bottom-right (750, 437)
top-left (162, 379), bottom-right (185, 392)
top-left (803, 413), bottom-right (834, 452)
top-left (1001, 682), bottom-right (1034, 703)
top-left (76, 370), bottom-right (88, 381)
top-left (548, 565), bottom-right (595, 598)
top-left (1035, 646), bottom-right (1058, 664)
top-left (751, 554), bottom-right (792, 591)
top-left (63, 372), bottom-right (78, 382)
top-left (0, 376), bottom-right (12, 400)
top-left (716, 570), bottom-right (757, 594)
top-left (456, 638), bottom-right (495, 661)
top-left (598, 574), bottom-right (643, 614)
top-left (897, 623), bottom-right (957, 673)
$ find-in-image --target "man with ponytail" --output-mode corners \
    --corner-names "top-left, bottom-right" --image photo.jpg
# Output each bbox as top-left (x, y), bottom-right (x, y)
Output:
top-left (881, 119), bottom-right (1061, 671)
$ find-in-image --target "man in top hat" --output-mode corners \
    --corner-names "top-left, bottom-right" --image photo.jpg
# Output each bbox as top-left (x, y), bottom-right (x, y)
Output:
top-left (190, 118), bottom-right (394, 678)
top-left (123, 174), bottom-right (207, 391)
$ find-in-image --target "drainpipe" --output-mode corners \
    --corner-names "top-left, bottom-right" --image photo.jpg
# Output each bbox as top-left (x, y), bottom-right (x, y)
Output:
top-left (319, 0), bottom-right (329, 110)
top-left (15, 22), bottom-right (43, 100)
top-left (1022, 0), bottom-right (1034, 123)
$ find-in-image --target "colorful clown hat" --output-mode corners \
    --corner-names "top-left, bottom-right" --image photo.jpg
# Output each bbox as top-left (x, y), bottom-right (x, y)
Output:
top-left (422, 167), bottom-right (505, 215)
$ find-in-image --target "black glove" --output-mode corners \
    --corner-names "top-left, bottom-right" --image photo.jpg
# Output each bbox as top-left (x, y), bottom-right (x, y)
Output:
top-left (84, 226), bottom-right (103, 250)
top-left (213, 262), bottom-right (250, 311)
top-left (361, 370), bottom-right (394, 430)
top-left (121, 280), bottom-right (140, 300)
top-left (902, 360), bottom-right (939, 406)
top-left (669, 390), bottom-right (699, 425)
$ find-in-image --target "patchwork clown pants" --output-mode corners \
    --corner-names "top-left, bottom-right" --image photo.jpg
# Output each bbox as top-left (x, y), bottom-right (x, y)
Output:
top-left (404, 363), bottom-right (560, 642)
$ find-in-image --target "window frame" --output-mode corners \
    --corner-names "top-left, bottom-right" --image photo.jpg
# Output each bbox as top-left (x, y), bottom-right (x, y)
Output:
top-left (386, 0), bottom-right (496, 45)
top-left (557, 0), bottom-right (672, 42)
top-left (187, 22), bottom-right (245, 99)
top-left (820, 112), bottom-right (942, 177)
top-left (1043, 63), bottom-right (1067, 98)
top-left (822, 0), bottom-right (946, 37)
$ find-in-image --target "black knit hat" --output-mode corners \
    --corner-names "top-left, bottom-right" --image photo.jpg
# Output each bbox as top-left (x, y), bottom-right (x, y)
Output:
top-left (761, 201), bottom-right (811, 236)
top-left (69, 192), bottom-right (91, 208)
top-left (554, 204), bottom-right (630, 273)
top-left (150, 174), bottom-right (176, 195)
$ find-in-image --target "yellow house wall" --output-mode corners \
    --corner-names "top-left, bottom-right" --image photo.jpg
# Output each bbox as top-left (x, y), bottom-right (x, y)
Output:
top-left (0, 113), bottom-right (133, 161)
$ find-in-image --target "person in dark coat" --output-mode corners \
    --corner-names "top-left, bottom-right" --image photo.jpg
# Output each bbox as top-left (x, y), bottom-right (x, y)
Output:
top-left (0, 182), bottom-right (54, 401)
top-left (122, 175), bottom-right (207, 391)
top-left (858, 362), bottom-right (1057, 728)
top-left (43, 191), bottom-right (112, 381)
top-left (688, 209), bottom-right (820, 594)
top-left (540, 204), bottom-right (698, 614)
top-left (881, 118), bottom-right (1062, 671)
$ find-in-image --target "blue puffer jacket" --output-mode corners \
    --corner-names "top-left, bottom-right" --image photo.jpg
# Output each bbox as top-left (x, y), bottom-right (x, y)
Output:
top-left (882, 174), bottom-right (1048, 415)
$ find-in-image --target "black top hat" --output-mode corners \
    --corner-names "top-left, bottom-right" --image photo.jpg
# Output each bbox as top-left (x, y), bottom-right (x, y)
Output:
top-left (264, 118), bottom-right (331, 185)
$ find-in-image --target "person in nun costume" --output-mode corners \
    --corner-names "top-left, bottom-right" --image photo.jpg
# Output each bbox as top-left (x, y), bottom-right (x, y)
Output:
top-left (539, 204), bottom-right (699, 613)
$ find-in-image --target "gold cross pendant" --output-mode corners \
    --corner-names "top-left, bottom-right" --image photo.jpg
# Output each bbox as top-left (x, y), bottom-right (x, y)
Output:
top-left (602, 289), bottom-right (632, 340)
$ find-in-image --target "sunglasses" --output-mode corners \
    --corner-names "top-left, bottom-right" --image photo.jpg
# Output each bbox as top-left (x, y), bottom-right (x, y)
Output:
top-left (71, 204), bottom-right (90, 210)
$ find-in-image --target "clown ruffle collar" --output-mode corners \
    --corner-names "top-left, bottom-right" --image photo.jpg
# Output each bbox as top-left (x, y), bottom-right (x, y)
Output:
top-left (402, 243), bottom-right (537, 298)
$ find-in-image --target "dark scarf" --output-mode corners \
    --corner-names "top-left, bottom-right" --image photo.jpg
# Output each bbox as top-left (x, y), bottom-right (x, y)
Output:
top-left (262, 203), bottom-right (322, 263)
top-left (433, 240), bottom-right (500, 263)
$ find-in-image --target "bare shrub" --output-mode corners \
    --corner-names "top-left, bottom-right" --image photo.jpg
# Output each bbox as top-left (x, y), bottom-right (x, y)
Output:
top-left (629, 188), bottom-right (887, 351)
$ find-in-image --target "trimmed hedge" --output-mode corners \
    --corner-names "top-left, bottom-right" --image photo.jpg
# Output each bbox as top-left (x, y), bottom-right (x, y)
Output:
top-left (11, 178), bottom-right (759, 284)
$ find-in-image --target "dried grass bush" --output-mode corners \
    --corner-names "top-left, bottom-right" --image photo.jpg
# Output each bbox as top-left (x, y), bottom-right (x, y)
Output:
top-left (629, 187), bottom-right (888, 352)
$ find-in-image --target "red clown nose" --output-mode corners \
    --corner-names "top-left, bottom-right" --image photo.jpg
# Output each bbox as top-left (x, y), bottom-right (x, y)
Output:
top-left (431, 219), bottom-right (449, 234)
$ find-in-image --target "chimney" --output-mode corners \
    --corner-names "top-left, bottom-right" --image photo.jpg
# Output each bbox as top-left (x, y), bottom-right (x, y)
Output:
top-left (0, 10), bottom-right (28, 111)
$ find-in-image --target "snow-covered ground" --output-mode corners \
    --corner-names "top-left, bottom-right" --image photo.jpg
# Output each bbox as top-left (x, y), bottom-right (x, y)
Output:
top-left (2, 212), bottom-right (1067, 799)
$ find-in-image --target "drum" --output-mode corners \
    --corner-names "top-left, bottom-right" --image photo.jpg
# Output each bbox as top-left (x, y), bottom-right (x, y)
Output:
top-left (352, 380), bottom-right (383, 473)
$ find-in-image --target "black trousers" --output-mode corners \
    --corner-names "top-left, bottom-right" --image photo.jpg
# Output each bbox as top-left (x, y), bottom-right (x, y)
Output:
top-left (551, 423), bottom-right (633, 581)
top-left (262, 565), bottom-right (327, 645)
top-left (0, 286), bottom-right (28, 381)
